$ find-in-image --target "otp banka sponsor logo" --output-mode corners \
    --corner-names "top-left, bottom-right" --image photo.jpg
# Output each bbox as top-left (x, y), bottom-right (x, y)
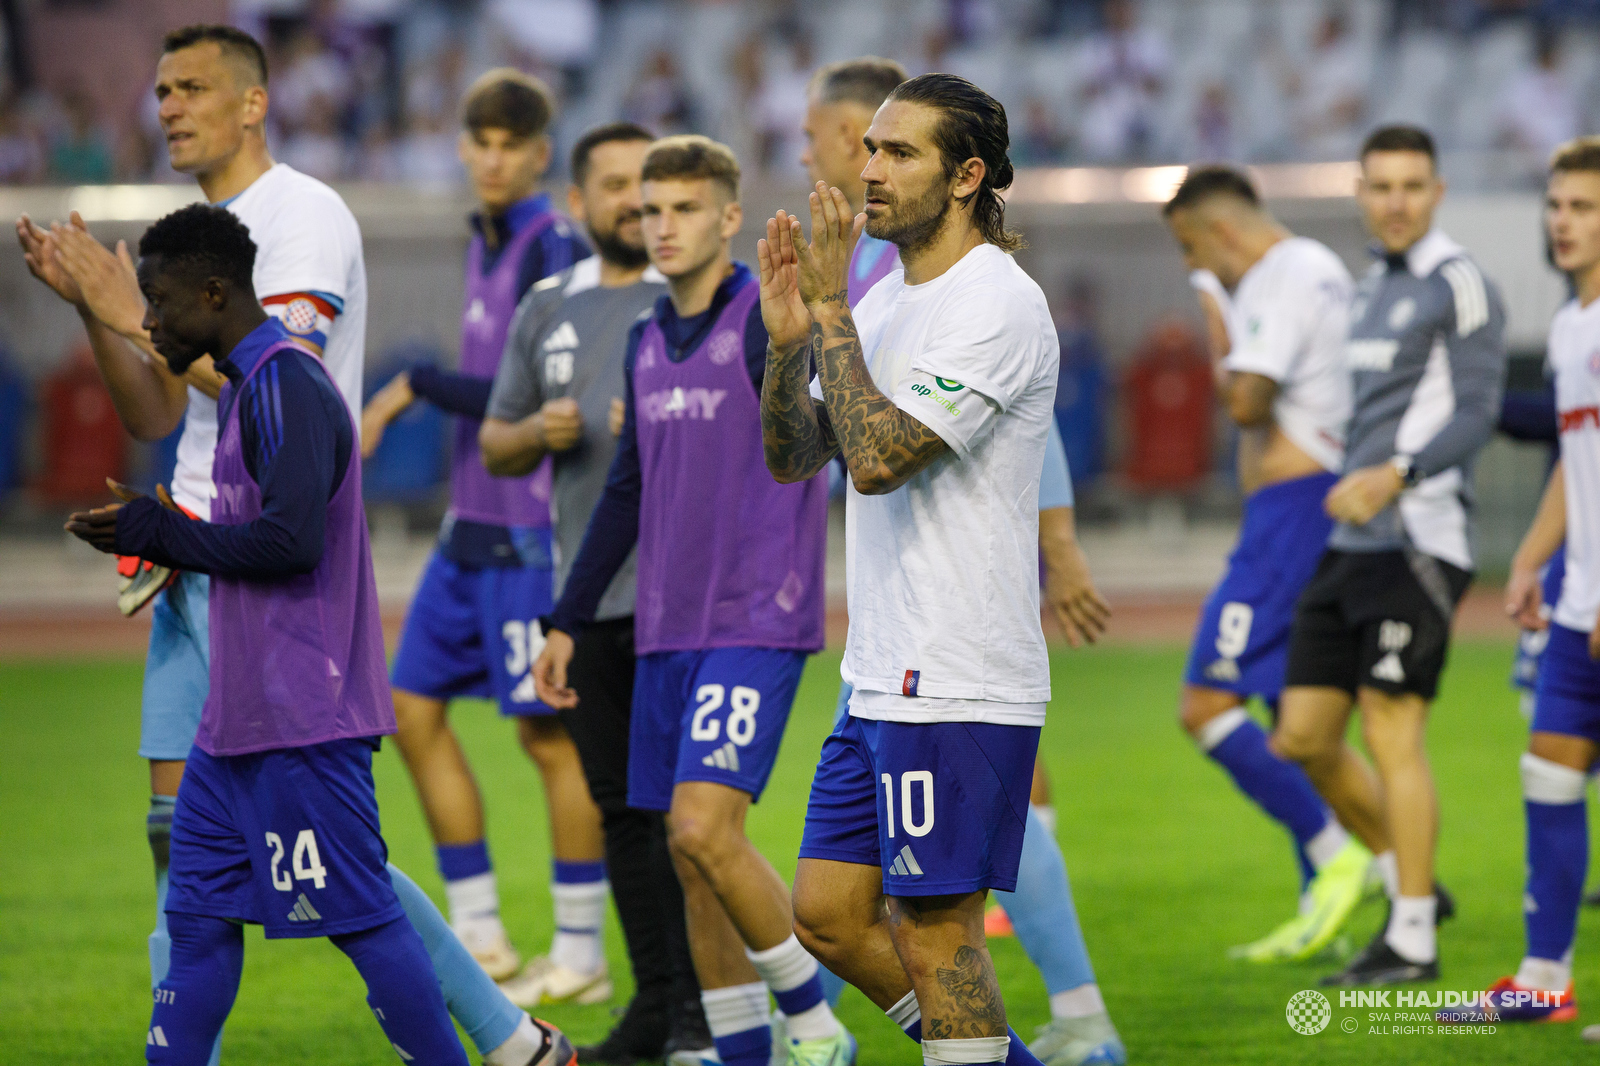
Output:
top-left (639, 385), bottom-right (728, 423)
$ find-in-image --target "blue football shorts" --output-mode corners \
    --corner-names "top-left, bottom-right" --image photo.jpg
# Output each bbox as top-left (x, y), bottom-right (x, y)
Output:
top-left (1184, 471), bottom-right (1338, 705)
top-left (390, 548), bottom-right (555, 716)
top-left (627, 646), bottom-right (807, 812)
top-left (165, 738), bottom-right (403, 939)
top-left (1531, 622), bottom-right (1600, 745)
top-left (799, 713), bottom-right (1040, 896)
top-left (140, 570), bottom-right (210, 761)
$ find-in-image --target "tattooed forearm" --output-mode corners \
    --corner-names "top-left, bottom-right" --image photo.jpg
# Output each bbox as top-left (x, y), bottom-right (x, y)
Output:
top-left (811, 309), bottom-right (947, 495)
top-left (933, 945), bottom-right (1005, 1028)
top-left (760, 340), bottom-right (839, 482)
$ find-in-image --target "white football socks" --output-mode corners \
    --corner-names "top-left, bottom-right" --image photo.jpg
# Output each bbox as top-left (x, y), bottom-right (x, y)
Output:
top-left (550, 880), bottom-right (607, 974)
top-left (701, 982), bottom-right (771, 1041)
top-left (1374, 850), bottom-right (1400, 899)
top-left (923, 1036), bottom-right (1011, 1064)
top-left (446, 871), bottom-right (506, 946)
top-left (746, 934), bottom-right (839, 1041)
top-left (1050, 982), bottom-right (1107, 1021)
top-left (1385, 894), bottom-right (1436, 963)
top-left (1304, 820), bottom-right (1349, 871)
top-left (1516, 955), bottom-right (1573, 992)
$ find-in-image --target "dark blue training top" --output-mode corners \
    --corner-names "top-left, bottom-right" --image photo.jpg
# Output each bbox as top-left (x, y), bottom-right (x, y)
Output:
top-left (409, 192), bottom-right (590, 418)
top-left (115, 318), bottom-right (353, 578)
top-left (547, 262), bottom-right (768, 634)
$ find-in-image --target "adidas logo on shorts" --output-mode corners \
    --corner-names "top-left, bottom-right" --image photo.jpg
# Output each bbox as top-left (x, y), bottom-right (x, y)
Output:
top-left (147, 1026), bottom-right (170, 1047)
top-left (286, 892), bottom-right (322, 923)
top-left (888, 845), bottom-right (924, 877)
top-left (702, 741), bottom-right (741, 772)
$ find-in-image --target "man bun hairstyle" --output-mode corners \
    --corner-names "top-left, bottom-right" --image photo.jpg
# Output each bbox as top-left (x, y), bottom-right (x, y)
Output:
top-left (1163, 165), bottom-right (1260, 217)
top-left (1550, 134), bottom-right (1600, 175)
top-left (810, 56), bottom-right (907, 111)
top-left (1360, 124), bottom-right (1437, 166)
top-left (641, 134), bottom-right (741, 200)
top-left (462, 68), bottom-right (555, 139)
top-left (139, 203), bottom-right (258, 290)
top-left (884, 73), bottom-right (1021, 252)
top-left (162, 24), bottom-right (268, 88)
top-left (571, 121), bottom-right (655, 186)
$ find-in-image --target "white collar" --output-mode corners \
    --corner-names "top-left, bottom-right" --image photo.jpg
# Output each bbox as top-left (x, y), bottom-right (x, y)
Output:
top-left (563, 255), bottom-right (666, 296)
top-left (1401, 229), bottom-right (1466, 278)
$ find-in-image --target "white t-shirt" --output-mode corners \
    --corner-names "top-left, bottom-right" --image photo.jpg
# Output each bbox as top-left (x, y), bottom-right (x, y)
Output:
top-left (1222, 236), bottom-right (1353, 473)
top-left (169, 163), bottom-right (367, 518)
top-left (812, 243), bottom-right (1058, 724)
top-left (1548, 297), bottom-right (1600, 633)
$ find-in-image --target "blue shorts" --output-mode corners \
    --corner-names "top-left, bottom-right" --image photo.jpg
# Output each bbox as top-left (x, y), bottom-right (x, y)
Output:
top-left (140, 571), bottom-right (210, 760)
top-left (628, 647), bottom-right (807, 812)
top-left (390, 548), bottom-right (555, 716)
top-left (798, 714), bottom-right (1040, 896)
top-left (1530, 623), bottom-right (1600, 743)
top-left (1513, 552), bottom-right (1567, 694)
top-left (1184, 472), bottom-right (1338, 704)
top-left (166, 738), bottom-right (403, 939)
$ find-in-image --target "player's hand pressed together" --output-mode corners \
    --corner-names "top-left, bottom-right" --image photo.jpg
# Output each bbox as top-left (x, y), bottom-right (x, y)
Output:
top-left (757, 208), bottom-right (814, 357)
top-left (1324, 461), bottom-right (1404, 525)
top-left (52, 214), bottom-right (147, 340)
top-left (16, 214), bottom-right (85, 306)
top-left (531, 628), bottom-right (580, 710)
top-left (539, 397), bottom-right (584, 451)
top-left (791, 182), bottom-right (863, 315)
top-left (360, 371), bottom-right (415, 459)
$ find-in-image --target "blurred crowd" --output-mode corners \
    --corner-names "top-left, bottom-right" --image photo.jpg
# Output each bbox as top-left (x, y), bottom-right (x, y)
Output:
top-left (6, 0), bottom-right (1600, 189)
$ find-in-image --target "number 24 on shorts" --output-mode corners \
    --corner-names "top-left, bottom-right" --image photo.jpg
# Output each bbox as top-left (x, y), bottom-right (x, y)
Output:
top-left (691, 684), bottom-right (760, 745)
top-left (265, 829), bottom-right (328, 891)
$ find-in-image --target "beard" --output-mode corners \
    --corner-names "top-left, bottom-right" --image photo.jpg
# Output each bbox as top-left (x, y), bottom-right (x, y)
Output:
top-left (156, 342), bottom-right (206, 375)
top-left (588, 213), bottom-right (650, 270)
top-left (862, 178), bottom-right (952, 254)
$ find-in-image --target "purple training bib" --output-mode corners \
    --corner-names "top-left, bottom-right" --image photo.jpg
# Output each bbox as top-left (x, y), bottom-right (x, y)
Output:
top-left (631, 274), bottom-right (827, 653)
top-left (450, 213), bottom-right (555, 527)
top-left (200, 342), bottom-right (395, 755)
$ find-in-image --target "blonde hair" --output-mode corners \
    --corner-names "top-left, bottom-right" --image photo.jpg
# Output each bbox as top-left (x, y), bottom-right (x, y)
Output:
top-left (642, 135), bottom-right (741, 200)
top-left (1551, 135), bottom-right (1600, 175)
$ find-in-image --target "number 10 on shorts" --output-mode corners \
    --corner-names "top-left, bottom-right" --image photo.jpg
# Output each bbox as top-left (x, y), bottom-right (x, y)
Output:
top-left (881, 771), bottom-right (935, 838)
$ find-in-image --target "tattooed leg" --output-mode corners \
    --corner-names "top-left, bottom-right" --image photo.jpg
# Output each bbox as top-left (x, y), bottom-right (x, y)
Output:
top-left (885, 891), bottom-right (1007, 1038)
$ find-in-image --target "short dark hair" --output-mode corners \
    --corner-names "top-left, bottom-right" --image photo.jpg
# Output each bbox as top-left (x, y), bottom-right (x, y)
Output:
top-left (161, 25), bottom-right (268, 87)
top-left (809, 57), bottom-right (907, 111)
top-left (138, 203), bottom-right (257, 289)
top-left (1551, 135), bottom-right (1600, 174)
top-left (1163, 165), bottom-right (1260, 217)
top-left (462, 68), bottom-right (554, 138)
top-left (884, 73), bottom-right (1021, 252)
top-left (570, 121), bottom-right (655, 186)
top-left (642, 134), bottom-right (741, 200)
top-left (1361, 124), bottom-right (1437, 166)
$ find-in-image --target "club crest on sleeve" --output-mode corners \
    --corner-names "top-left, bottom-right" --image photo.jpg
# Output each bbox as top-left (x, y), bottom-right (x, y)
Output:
top-left (284, 297), bottom-right (319, 335)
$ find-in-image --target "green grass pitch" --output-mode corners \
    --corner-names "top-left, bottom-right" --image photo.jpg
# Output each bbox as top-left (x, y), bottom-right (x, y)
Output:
top-left (0, 641), bottom-right (1591, 1064)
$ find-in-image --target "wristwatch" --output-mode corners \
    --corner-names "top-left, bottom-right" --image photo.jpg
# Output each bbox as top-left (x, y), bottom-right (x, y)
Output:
top-left (1390, 453), bottom-right (1420, 489)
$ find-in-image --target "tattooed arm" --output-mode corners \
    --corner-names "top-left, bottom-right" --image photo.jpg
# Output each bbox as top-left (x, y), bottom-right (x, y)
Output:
top-left (760, 338), bottom-right (839, 482)
top-left (810, 307), bottom-right (949, 495)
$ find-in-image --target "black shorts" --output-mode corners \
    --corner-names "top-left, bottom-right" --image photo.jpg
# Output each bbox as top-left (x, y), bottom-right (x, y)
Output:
top-left (1284, 549), bottom-right (1472, 701)
top-left (558, 616), bottom-right (636, 812)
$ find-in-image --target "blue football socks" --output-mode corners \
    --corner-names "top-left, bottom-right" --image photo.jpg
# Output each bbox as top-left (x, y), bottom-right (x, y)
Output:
top-left (332, 916), bottom-right (470, 1065)
top-left (388, 862), bottom-right (522, 1056)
